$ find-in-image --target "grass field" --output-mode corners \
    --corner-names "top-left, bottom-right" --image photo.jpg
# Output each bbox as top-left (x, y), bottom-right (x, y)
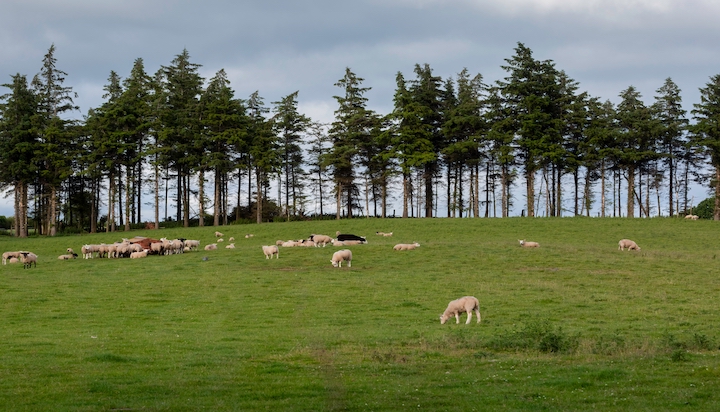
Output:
top-left (1, 217), bottom-right (719, 411)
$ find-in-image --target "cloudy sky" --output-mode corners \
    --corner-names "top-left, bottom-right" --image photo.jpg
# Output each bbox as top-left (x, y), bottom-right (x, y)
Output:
top-left (1, 0), bottom-right (718, 217)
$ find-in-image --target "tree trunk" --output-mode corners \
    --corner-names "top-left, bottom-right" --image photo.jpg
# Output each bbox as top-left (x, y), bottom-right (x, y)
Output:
top-left (715, 165), bottom-right (720, 221)
top-left (526, 170), bottom-right (535, 217)
top-left (154, 159), bottom-right (160, 230)
top-left (256, 168), bottom-right (263, 224)
top-left (214, 168), bottom-right (221, 226)
top-left (600, 161), bottom-right (606, 218)
top-left (402, 172), bottom-right (409, 218)
top-left (125, 167), bottom-right (131, 231)
top-left (627, 166), bottom-right (635, 218)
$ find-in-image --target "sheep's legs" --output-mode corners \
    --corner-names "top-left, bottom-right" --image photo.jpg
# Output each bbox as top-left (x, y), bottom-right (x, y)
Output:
top-left (348, 261), bottom-right (351, 267)
top-left (455, 313), bottom-right (461, 324)
top-left (474, 309), bottom-right (482, 323)
top-left (465, 311), bottom-right (472, 324)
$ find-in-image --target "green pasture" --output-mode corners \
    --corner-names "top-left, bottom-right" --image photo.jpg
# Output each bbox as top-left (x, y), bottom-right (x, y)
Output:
top-left (1, 217), bottom-right (719, 410)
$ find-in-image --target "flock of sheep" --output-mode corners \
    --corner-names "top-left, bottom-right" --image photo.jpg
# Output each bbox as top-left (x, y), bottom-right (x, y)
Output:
top-left (1, 227), bottom-right (643, 325)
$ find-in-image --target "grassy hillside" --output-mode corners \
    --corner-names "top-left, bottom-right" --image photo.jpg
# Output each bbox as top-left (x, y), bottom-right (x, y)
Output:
top-left (1, 217), bottom-right (719, 410)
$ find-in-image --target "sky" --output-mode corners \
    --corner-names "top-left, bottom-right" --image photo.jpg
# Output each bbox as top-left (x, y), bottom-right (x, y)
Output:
top-left (1, 0), bottom-right (719, 218)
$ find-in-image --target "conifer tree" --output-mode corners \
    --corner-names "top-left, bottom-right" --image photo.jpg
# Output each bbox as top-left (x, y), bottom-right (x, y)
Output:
top-left (691, 74), bottom-right (720, 220)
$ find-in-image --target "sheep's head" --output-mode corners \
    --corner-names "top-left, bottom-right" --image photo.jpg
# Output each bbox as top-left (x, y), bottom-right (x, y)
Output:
top-left (440, 314), bottom-right (449, 324)
top-left (518, 240), bottom-right (524, 246)
top-left (331, 260), bottom-right (339, 267)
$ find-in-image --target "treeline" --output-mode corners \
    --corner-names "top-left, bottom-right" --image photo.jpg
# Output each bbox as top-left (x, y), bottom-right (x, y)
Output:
top-left (3, 42), bottom-right (720, 237)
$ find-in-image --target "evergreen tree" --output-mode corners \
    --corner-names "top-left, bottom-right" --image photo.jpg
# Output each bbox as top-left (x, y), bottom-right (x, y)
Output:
top-left (247, 91), bottom-right (277, 223)
top-left (653, 77), bottom-right (687, 217)
top-left (159, 49), bottom-right (203, 227)
top-left (306, 122), bottom-right (332, 216)
top-left (0, 74), bottom-right (38, 237)
top-left (31, 44), bottom-right (78, 235)
top-left (690, 74), bottom-right (720, 220)
top-left (272, 91), bottom-right (310, 220)
top-left (199, 69), bottom-right (247, 226)
top-left (328, 68), bottom-right (373, 218)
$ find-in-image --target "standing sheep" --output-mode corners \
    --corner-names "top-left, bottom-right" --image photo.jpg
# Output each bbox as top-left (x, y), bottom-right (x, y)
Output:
top-left (618, 239), bottom-right (641, 251)
top-left (519, 240), bottom-right (539, 248)
top-left (19, 251), bottom-right (37, 269)
top-left (440, 296), bottom-right (481, 325)
top-left (309, 234), bottom-right (332, 247)
top-left (2, 251), bottom-right (21, 265)
top-left (262, 245), bottom-right (279, 259)
top-left (331, 249), bottom-right (352, 267)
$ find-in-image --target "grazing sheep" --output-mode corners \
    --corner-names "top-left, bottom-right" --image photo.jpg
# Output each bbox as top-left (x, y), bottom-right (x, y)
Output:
top-left (19, 251), bottom-right (37, 269)
top-left (310, 234), bottom-right (332, 247)
top-left (393, 242), bottom-right (420, 251)
top-left (331, 249), bottom-right (352, 268)
top-left (204, 244), bottom-right (218, 251)
top-left (262, 245), bottom-right (279, 259)
top-left (130, 250), bottom-right (148, 259)
top-left (57, 254), bottom-right (77, 260)
top-left (225, 243), bottom-right (236, 249)
top-left (618, 239), bottom-right (641, 251)
top-left (519, 240), bottom-right (540, 248)
top-left (2, 251), bottom-right (22, 265)
top-left (215, 231), bottom-right (224, 237)
top-left (440, 296), bottom-right (481, 325)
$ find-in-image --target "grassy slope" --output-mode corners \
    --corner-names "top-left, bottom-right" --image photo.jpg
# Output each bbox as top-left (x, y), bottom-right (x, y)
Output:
top-left (0, 217), bottom-right (719, 411)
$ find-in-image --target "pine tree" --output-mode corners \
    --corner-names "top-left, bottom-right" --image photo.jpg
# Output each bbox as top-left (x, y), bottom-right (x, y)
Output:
top-left (691, 74), bottom-right (720, 220)
top-left (0, 74), bottom-right (38, 237)
top-left (247, 91), bottom-right (277, 224)
top-left (653, 78), bottom-right (687, 217)
top-left (31, 44), bottom-right (78, 235)
top-left (272, 91), bottom-right (310, 220)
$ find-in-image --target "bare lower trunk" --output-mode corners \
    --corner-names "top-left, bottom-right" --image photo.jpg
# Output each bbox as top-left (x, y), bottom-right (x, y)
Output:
top-left (627, 166), bottom-right (635, 218)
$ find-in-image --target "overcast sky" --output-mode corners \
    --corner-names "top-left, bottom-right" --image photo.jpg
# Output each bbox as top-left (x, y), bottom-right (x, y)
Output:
top-left (1, 0), bottom-right (718, 217)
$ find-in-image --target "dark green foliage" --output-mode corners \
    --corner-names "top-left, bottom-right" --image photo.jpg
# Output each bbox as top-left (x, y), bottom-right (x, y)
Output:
top-left (487, 317), bottom-right (580, 353)
top-left (693, 197), bottom-right (715, 219)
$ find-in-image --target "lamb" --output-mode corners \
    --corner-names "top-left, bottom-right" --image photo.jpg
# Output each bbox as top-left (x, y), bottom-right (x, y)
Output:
top-left (215, 231), bottom-right (224, 237)
top-left (245, 234), bottom-right (254, 238)
top-left (393, 242), bottom-right (420, 251)
top-left (229, 237), bottom-right (235, 241)
top-left (225, 243), bottom-right (236, 249)
top-left (275, 240), bottom-right (285, 246)
top-left (376, 231), bottom-right (386, 236)
top-left (281, 240), bottom-right (300, 247)
top-left (7, 257), bottom-right (19, 264)
top-left (618, 239), bottom-right (641, 251)
top-left (130, 250), bottom-right (148, 259)
top-left (57, 254), bottom-right (77, 260)
top-left (440, 296), bottom-right (481, 325)
top-left (383, 232), bottom-right (393, 237)
top-left (684, 214), bottom-right (699, 220)
top-left (262, 245), bottom-right (279, 259)
top-left (310, 234), bottom-right (332, 247)
top-left (204, 243), bottom-right (218, 251)
top-left (519, 240), bottom-right (540, 248)
top-left (331, 249), bottom-right (352, 267)
top-left (217, 238), bottom-right (224, 243)
top-left (2, 251), bottom-right (21, 265)
top-left (341, 240), bottom-right (365, 246)
top-left (184, 240), bottom-right (200, 251)
top-left (300, 239), bottom-right (316, 247)
top-left (150, 241), bottom-right (164, 255)
top-left (331, 239), bottom-right (346, 246)
top-left (19, 251), bottom-right (37, 269)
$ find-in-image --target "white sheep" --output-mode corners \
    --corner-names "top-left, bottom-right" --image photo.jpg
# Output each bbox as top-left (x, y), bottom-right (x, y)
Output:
top-left (310, 234), bottom-right (332, 247)
top-left (215, 231), bottom-right (224, 237)
top-left (229, 237), bottom-right (235, 241)
top-left (57, 254), bottom-right (77, 260)
top-left (7, 257), bottom-right (20, 264)
top-left (2, 251), bottom-right (21, 265)
top-left (225, 243), bottom-right (236, 249)
top-left (217, 238), bottom-right (224, 243)
top-left (245, 234), bottom-right (254, 239)
top-left (185, 240), bottom-right (200, 251)
top-left (393, 242), bottom-right (420, 251)
top-left (440, 296), bottom-right (481, 325)
top-left (204, 243), bottom-right (218, 251)
top-left (262, 245), bottom-right (279, 259)
top-left (331, 239), bottom-right (346, 246)
top-left (281, 240), bottom-right (299, 247)
top-left (130, 250), bottom-right (148, 259)
top-left (275, 240), bottom-right (285, 246)
top-left (519, 240), bottom-right (540, 248)
top-left (618, 239), bottom-right (640, 251)
top-left (19, 251), bottom-right (37, 269)
top-left (376, 231), bottom-right (386, 236)
top-left (383, 232), bottom-right (393, 237)
top-left (331, 249), bottom-right (352, 267)
top-left (684, 214), bottom-right (699, 220)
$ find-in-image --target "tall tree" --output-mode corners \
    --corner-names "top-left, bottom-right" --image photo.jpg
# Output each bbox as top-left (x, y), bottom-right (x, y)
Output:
top-left (272, 91), bottom-right (309, 220)
top-left (691, 74), bottom-right (720, 220)
top-left (31, 44), bottom-right (78, 235)
top-left (199, 69), bottom-right (246, 226)
top-left (616, 86), bottom-right (658, 218)
top-left (0, 74), bottom-right (38, 237)
top-left (247, 91), bottom-right (277, 224)
top-left (653, 78), bottom-right (687, 217)
top-left (306, 122), bottom-right (332, 216)
top-left (497, 43), bottom-right (562, 217)
top-left (328, 68), bottom-right (373, 219)
top-left (159, 49), bottom-right (203, 227)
